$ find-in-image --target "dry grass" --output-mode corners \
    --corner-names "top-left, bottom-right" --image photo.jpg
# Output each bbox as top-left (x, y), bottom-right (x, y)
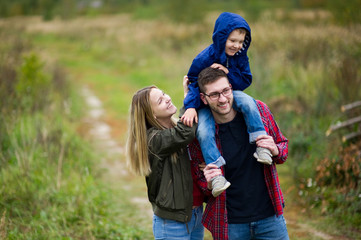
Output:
top-left (262, 9), bottom-right (332, 21)
top-left (17, 14), bottom-right (208, 46)
top-left (1, 10), bottom-right (360, 238)
top-left (0, 210), bottom-right (6, 240)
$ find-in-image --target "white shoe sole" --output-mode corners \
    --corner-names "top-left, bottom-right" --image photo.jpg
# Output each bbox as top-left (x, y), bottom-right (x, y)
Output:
top-left (257, 158), bottom-right (272, 165)
top-left (212, 181), bottom-right (231, 197)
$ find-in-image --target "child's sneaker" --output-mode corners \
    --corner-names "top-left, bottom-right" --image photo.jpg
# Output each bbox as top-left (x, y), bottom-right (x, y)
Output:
top-left (211, 175), bottom-right (231, 197)
top-left (254, 147), bottom-right (273, 165)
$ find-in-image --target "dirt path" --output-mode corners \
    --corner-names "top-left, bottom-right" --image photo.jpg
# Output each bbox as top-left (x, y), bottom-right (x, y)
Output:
top-left (283, 205), bottom-right (340, 240)
top-left (80, 86), bottom-right (352, 240)
top-left (80, 86), bottom-right (153, 226)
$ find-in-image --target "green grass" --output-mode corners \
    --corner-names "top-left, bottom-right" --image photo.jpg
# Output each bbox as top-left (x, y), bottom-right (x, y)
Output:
top-left (32, 30), bottom-right (191, 120)
top-left (1, 10), bottom-right (360, 239)
top-left (0, 100), bottom-right (148, 239)
top-left (0, 30), bottom-right (149, 238)
top-left (29, 13), bottom-right (360, 237)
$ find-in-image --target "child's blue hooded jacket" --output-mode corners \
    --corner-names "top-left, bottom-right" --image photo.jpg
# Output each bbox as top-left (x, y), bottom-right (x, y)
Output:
top-left (184, 12), bottom-right (252, 110)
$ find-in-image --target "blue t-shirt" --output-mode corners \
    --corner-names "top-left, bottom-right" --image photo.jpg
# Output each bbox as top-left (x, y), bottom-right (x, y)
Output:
top-left (218, 112), bottom-right (274, 223)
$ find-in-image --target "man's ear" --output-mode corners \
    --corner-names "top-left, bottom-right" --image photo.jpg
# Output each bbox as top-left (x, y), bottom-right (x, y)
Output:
top-left (200, 93), bottom-right (208, 105)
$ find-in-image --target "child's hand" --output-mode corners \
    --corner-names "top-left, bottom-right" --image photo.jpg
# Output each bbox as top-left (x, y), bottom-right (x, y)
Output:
top-left (211, 63), bottom-right (229, 74)
top-left (183, 75), bottom-right (190, 98)
top-left (181, 108), bottom-right (198, 127)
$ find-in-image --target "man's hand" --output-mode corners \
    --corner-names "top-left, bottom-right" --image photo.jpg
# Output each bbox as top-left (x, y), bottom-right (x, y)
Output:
top-left (255, 135), bottom-right (279, 157)
top-left (203, 164), bottom-right (222, 190)
top-left (183, 75), bottom-right (189, 98)
top-left (181, 108), bottom-right (198, 127)
top-left (211, 63), bottom-right (229, 74)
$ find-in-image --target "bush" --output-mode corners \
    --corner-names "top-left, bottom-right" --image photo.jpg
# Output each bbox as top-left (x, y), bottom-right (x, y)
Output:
top-left (0, 26), bottom-right (28, 112)
top-left (316, 141), bottom-right (361, 192)
top-left (15, 53), bottom-right (52, 112)
top-left (312, 140), bottom-right (361, 227)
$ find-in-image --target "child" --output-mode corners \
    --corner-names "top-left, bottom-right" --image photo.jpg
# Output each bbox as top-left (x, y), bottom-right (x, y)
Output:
top-left (181, 12), bottom-right (272, 197)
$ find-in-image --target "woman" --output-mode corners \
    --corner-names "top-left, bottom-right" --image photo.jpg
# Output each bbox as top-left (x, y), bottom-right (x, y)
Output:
top-left (126, 82), bottom-right (204, 240)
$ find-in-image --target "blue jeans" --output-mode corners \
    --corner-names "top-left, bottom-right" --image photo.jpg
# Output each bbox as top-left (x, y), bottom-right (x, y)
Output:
top-left (152, 206), bottom-right (204, 240)
top-left (197, 90), bottom-right (267, 167)
top-left (228, 214), bottom-right (289, 240)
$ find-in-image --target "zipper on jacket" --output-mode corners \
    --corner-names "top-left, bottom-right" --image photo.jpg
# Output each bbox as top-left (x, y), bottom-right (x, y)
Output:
top-left (187, 145), bottom-right (192, 161)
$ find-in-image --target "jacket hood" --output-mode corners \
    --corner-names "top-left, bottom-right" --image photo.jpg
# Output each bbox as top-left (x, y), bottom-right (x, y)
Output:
top-left (212, 12), bottom-right (251, 62)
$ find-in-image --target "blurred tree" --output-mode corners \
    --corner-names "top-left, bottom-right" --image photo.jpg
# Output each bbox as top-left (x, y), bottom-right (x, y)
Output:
top-left (299, 0), bottom-right (361, 25)
top-left (291, 0), bottom-right (301, 8)
top-left (39, 0), bottom-right (59, 20)
top-left (55, 0), bottom-right (77, 19)
top-left (161, 0), bottom-right (208, 23)
top-left (327, 0), bottom-right (361, 25)
top-left (0, 1), bottom-right (9, 17)
top-left (102, 0), bottom-right (133, 13)
top-left (299, 0), bottom-right (326, 8)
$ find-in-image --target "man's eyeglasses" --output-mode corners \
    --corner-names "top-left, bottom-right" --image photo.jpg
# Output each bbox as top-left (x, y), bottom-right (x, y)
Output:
top-left (203, 87), bottom-right (232, 101)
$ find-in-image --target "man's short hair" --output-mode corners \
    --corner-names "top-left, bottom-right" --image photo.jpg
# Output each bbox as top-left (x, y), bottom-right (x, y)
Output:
top-left (198, 67), bottom-right (228, 93)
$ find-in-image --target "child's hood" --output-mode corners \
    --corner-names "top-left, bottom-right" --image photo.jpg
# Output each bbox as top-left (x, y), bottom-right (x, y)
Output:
top-left (212, 12), bottom-right (251, 60)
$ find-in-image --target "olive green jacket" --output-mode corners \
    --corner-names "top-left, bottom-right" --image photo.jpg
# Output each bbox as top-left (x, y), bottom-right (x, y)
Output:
top-left (146, 117), bottom-right (197, 223)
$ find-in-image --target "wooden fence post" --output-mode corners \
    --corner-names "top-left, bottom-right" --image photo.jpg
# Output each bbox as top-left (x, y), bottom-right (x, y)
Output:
top-left (326, 101), bottom-right (361, 142)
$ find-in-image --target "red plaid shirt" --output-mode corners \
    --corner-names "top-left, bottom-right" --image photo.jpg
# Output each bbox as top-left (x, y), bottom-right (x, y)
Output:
top-left (189, 100), bottom-right (289, 240)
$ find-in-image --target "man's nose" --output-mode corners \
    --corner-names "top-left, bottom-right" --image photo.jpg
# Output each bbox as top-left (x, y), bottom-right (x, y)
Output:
top-left (218, 93), bottom-right (227, 101)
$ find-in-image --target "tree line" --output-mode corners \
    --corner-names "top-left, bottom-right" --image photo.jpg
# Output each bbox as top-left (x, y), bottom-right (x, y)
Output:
top-left (1, 0), bottom-right (360, 25)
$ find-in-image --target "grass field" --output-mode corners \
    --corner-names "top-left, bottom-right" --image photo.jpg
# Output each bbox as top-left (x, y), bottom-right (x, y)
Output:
top-left (1, 10), bottom-right (360, 239)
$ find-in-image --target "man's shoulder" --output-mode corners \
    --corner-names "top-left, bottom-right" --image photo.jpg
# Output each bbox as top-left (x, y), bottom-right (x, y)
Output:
top-left (255, 100), bottom-right (271, 116)
top-left (255, 100), bottom-right (269, 109)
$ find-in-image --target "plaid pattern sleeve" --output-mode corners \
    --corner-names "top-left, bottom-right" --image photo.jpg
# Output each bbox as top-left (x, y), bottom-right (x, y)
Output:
top-left (257, 100), bottom-right (288, 164)
top-left (188, 139), bottom-right (229, 240)
top-left (189, 140), bottom-right (211, 196)
top-left (257, 100), bottom-right (289, 216)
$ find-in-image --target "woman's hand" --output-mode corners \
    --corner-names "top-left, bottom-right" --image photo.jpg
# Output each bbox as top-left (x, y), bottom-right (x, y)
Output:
top-left (211, 63), bottom-right (229, 74)
top-left (181, 108), bottom-right (198, 127)
top-left (198, 162), bottom-right (206, 171)
top-left (183, 75), bottom-right (190, 98)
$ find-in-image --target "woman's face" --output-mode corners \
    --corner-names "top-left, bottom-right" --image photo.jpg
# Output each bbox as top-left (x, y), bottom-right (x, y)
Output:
top-left (149, 88), bottom-right (177, 121)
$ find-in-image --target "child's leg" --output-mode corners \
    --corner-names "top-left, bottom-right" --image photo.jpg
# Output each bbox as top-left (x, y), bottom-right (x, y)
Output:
top-left (196, 107), bottom-right (225, 167)
top-left (232, 90), bottom-right (267, 143)
top-left (233, 90), bottom-right (273, 165)
top-left (197, 107), bottom-right (230, 196)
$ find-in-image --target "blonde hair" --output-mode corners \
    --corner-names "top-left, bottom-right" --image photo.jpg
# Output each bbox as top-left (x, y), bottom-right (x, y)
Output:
top-left (126, 86), bottom-right (177, 176)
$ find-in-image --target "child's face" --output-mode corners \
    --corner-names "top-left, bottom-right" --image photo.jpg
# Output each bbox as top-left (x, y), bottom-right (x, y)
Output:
top-left (225, 30), bottom-right (246, 56)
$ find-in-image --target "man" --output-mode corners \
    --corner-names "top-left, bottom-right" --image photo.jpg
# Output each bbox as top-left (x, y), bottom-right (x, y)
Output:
top-left (189, 67), bottom-right (289, 239)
